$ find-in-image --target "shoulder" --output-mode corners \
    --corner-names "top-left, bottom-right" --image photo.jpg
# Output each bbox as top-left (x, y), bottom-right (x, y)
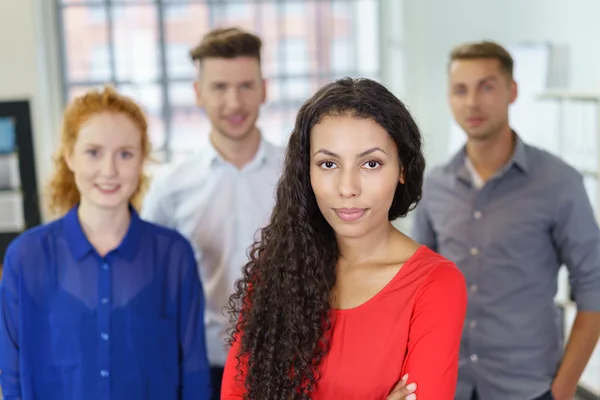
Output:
top-left (3, 218), bottom-right (63, 266)
top-left (422, 164), bottom-right (451, 195)
top-left (414, 247), bottom-right (467, 298)
top-left (139, 219), bottom-right (195, 258)
top-left (524, 143), bottom-right (582, 183)
top-left (146, 151), bottom-right (212, 198)
top-left (262, 138), bottom-right (286, 172)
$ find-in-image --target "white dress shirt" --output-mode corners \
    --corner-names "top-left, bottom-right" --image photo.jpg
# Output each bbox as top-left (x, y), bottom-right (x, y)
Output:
top-left (141, 137), bottom-right (284, 366)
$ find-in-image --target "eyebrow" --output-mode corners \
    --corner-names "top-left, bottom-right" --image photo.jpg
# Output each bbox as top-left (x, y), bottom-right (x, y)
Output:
top-left (313, 147), bottom-right (388, 158)
top-left (209, 80), bottom-right (255, 87)
top-left (83, 143), bottom-right (138, 150)
top-left (453, 75), bottom-right (498, 87)
top-left (478, 75), bottom-right (498, 84)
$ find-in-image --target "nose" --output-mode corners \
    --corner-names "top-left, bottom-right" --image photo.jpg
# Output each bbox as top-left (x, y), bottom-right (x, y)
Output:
top-left (466, 89), bottom-right (479, 108)
top-left (225, 87), bottom-right (242, 111)
top-left (337, 168), bottom-right (361, 198)
top-left (100, 154), bottom-right (117, 177)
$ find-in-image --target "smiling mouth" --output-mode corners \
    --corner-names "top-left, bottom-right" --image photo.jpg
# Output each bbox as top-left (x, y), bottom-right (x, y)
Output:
top-left (333, 208), bottom-right (367, 223)
top-left (466, 116), bottom-right (486, 125)
top-left (226, 115), bottom-right (246, 125)
top-left (95, 184), bottom-right (121, 194)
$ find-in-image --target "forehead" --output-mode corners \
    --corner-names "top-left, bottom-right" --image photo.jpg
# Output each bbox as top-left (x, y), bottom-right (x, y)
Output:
top-left (77, 112), bottom-right (141, 147)
top-left (200, 56), bottom-right (261, 82)
top-left (310, 115), bottom-right (394, 151)
top-left (448, 58), bottom-right (506, 84)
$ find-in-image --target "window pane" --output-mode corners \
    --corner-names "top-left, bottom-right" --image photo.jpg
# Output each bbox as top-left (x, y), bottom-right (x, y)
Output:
top-left (62, 6), bottom-right (111, 82)
top-left (112, 5), bottom-right (160, 83)
top-left (212, 2), bottom-right (256, 31)
top-left (279, 78), bottom-right (312, 102)
top-left (257, 3), bottom-right (281, 78)
top-left (330, 0), bottom-right (355, 76)
top-left (117, 84), bottom-right (165, 152)
top-left (280, 38), bottom-right (309, 75)
top-left (266, 79), bottom-right (281, 103)
top-left (354, 0), bottom-right (380, 75)
top-left (164, 4), bottom-right (210, 80)
top-left (67, 85), bottom-right (105, 101)
top-left (259, 105), bottom-right (298, 146)
top-left (61, 0), bottom-right (102, 4)
top-left (169, 82), bottom-right (196, 109)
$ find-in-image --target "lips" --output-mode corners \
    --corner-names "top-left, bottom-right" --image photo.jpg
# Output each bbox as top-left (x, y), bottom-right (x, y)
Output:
top-left (466, 116), bottom-right (486, 126)
top-left (95, 184), bottom-right (121, 194)
top-left (226, 115), bottom-right (246, 126)
top-left (333, 208), bottom-right (367, 223)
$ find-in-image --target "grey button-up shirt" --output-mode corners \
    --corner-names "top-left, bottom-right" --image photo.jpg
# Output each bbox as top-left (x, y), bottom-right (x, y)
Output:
top-left (412, 136), bottom-right (600, 400)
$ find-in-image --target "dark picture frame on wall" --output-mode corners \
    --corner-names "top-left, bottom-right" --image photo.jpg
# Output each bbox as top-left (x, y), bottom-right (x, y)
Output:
top-left (0, 100), bottom-right (41, 262)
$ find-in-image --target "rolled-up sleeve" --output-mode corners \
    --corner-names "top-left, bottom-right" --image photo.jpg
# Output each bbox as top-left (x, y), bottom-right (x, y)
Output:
top-left (551, 172), bottom-right (600, 312)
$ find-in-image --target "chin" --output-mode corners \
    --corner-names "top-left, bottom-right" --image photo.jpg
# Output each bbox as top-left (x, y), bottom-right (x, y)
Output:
top-left (88, 193), bottom-right (131, 211)
top-left (330, 223), bottom-right (369, 240)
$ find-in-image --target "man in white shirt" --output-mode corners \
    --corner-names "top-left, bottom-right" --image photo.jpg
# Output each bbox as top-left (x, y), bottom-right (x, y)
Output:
top-left (141, 27), bottom-right (283, 399)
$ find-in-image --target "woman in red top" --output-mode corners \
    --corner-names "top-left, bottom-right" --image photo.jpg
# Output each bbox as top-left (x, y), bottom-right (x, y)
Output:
top-left (222, 78), bottom-right (467, 400)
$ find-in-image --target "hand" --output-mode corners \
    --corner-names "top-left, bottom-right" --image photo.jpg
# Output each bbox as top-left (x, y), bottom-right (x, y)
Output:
top-left (551, 380), bottom-right (577, 400)
top-left (386, 374), bottom-right (417, 400)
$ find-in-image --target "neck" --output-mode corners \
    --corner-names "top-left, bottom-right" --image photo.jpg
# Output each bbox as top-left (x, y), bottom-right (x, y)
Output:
top-left (336, 222), bottom-right (397, 265)
top-left (466, 125), bottom-right (515, 181)
top-left (78, 202), bottom-right (131, 244)
top-left (210, 127), bottom-right (261, 169)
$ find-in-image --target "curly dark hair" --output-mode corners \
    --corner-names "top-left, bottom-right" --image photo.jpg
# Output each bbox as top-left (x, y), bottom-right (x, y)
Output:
top-left (226, 77), bottom-right (426, 399)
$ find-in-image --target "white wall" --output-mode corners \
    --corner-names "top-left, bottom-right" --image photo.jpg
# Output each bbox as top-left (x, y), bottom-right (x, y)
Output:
top-left (396, 0), bottom-right (600, 393)
top-left (400, 0), bottom-right (600, 166)
top-left (0, 0), bottom-right (63, 221)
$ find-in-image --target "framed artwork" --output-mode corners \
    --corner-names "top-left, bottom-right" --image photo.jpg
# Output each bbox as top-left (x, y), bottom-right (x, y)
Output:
top-left (0, 100), bottom-right (41, 262)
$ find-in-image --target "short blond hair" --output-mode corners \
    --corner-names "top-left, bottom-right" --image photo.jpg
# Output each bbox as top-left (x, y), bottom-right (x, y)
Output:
top-left (449, 41), bottom-right (514, 78)
top-left (47, 86), bottom-right (151, 216)
top-left (189, 27), bottom-right (262, 67)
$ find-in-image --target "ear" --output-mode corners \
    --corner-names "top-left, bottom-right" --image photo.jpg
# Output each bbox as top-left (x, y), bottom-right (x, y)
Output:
top-left (261, 78), bottom-right (267, 105)
top-left (509, 79), bottom-right (518, 104)
top-left (399, 167), bottom-right (405, 184)
top-left (194, 80), bottom-right (203, 108)
top-left (64, 151), bottom-right (75, 172)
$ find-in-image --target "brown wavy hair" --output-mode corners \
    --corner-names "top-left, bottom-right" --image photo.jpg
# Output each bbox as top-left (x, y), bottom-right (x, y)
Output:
top-left (226, 77), bottom-right (426, 399)
top-left (46, 85), bottom-right (151, 216)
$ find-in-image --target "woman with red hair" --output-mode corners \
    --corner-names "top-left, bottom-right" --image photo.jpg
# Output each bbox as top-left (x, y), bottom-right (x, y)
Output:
top-left (0, 86), bottom-right (212, 399)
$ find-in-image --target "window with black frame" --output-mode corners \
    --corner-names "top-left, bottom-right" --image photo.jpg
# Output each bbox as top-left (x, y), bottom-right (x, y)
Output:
top-left (56, 0), bottom-right (381, 165)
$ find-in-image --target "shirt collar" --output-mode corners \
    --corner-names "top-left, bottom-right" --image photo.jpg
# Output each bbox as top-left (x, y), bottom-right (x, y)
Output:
top-left (444, 131), bottom-right (529, 184)
top-left (202, 135), bottom-right (270, 171)
top-left (63, 204), bottom-right (144, 261)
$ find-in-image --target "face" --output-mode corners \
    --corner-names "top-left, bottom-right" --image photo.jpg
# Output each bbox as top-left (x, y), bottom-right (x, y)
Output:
top-left (448, 58), bottom-right (517, 141)
top-left (194, 56), bottom-right (266, 142)
top-left (310, 115), bottom-right (403, 240)
top-left (66, 112), bottom-right (143, 212)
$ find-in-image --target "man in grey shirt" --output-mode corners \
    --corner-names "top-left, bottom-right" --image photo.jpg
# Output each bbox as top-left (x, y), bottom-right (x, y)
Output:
top-left (412, 40), bottom-right (600, 400)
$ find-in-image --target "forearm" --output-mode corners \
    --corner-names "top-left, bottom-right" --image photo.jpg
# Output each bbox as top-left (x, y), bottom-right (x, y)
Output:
top-left (553, 311), bottom-right (600, 398)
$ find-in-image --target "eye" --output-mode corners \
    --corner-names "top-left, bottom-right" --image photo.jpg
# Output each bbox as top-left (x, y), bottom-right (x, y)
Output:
top-left (120, 151), bottom-right (133, 159)
top-left (318, 161), bottom-right (337, 170)
top-left (86, 149), bottom-right (98, 157)
top-left (363, 160), bottom-right (382, 169)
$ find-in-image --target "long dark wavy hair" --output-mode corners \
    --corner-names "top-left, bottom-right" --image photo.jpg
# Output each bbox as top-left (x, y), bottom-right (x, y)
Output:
top-left (226, 77), bottom-right (426, 399)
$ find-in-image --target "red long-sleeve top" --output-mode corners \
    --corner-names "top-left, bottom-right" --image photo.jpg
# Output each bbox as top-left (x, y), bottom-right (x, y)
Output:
top-left (222, 246), bottom-right (467, 399)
